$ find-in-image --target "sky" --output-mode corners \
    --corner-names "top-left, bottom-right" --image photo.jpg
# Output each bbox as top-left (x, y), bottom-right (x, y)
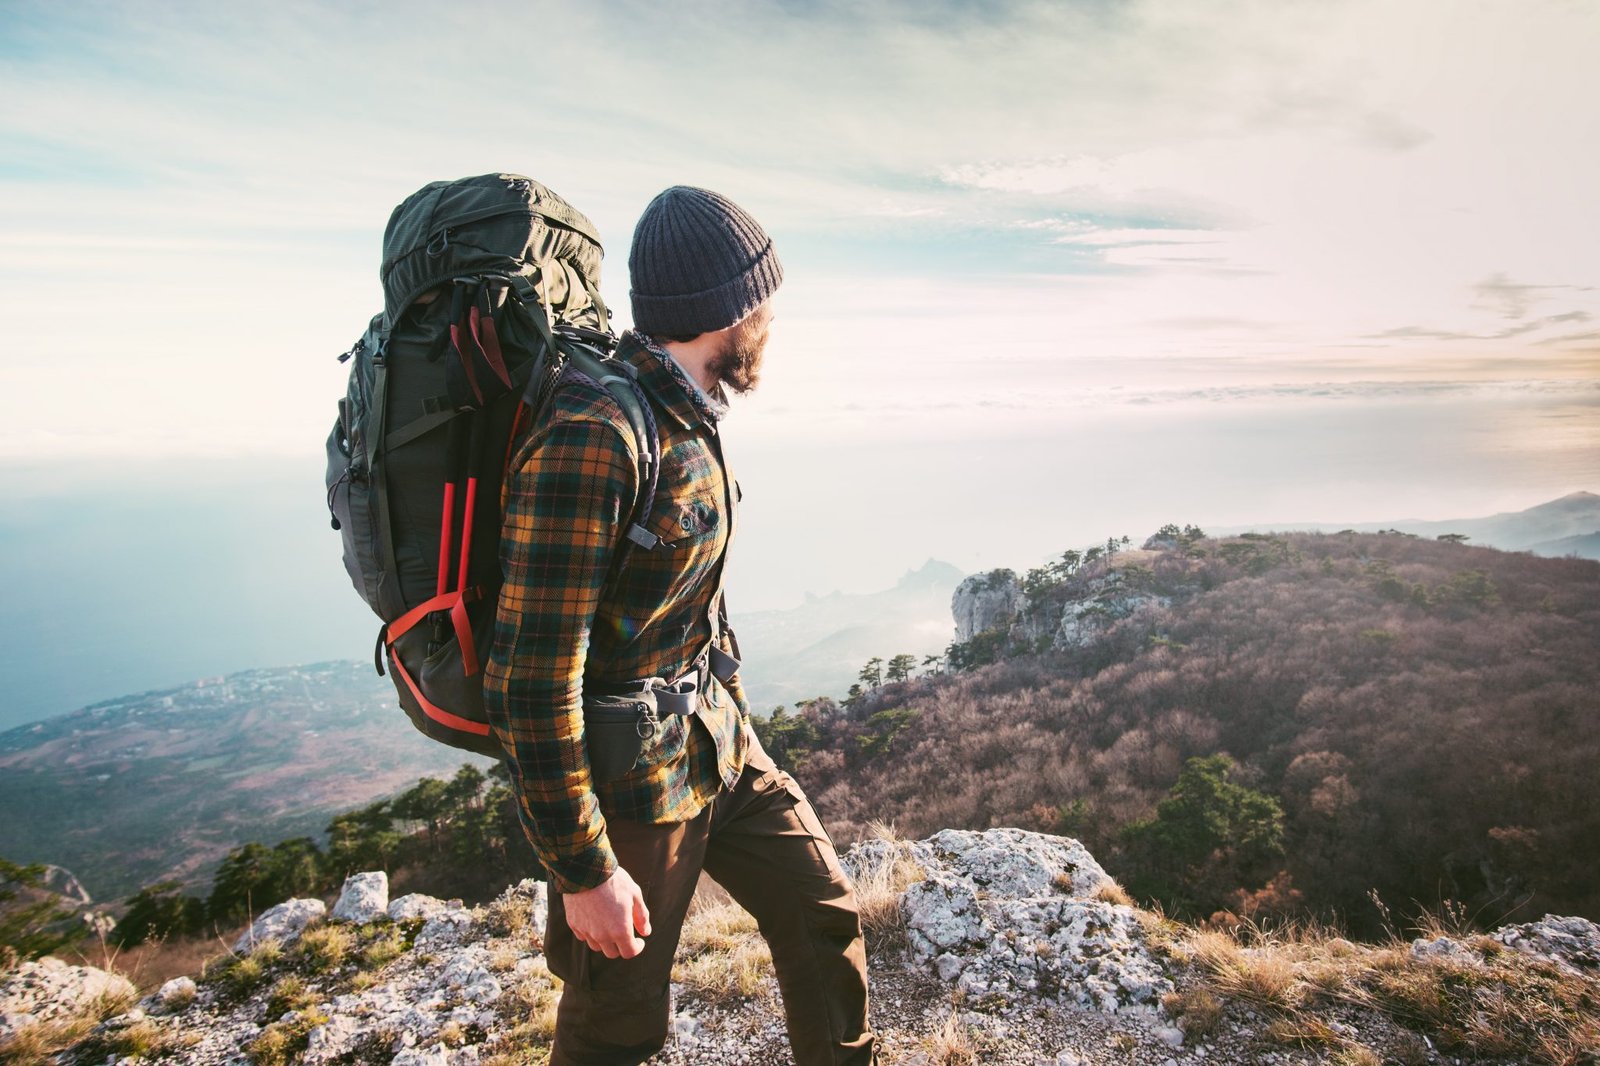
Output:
top-left (1, 0), bottom-right (1597, 725)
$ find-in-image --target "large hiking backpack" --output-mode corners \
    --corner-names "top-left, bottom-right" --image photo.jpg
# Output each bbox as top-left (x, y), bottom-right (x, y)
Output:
top-left (325, 174), bottom-right (662, 756)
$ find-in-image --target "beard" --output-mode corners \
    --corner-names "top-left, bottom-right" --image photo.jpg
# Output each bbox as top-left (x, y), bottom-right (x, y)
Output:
top-left (706, 311), bottom-right (770, 395)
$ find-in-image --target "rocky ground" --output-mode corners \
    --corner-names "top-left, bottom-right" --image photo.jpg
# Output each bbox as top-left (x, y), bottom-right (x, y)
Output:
top-left (3, 829), bottom-right (1597, 1066)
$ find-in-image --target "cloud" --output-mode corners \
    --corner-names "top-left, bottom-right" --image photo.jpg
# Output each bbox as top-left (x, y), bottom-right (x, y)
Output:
top-left (1, 0), bottom-right (1597, 460)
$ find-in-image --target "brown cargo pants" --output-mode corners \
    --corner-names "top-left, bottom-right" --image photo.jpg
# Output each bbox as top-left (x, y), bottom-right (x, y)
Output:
top-left (543, 742), bottom-right (875, 1065)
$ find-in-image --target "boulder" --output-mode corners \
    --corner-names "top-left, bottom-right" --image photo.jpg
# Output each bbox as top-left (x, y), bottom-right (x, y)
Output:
top-left (0, 957), bottom-right (136, 1038)
top-left (233, 897), bottom-right (326, 952)
top-left (156, 976), bottom-right (198, 1010)
top-left (850, 828), bottom-right (1172, 1013)
top-left (332, 871), bottom-right (390, 923)
top-left (389, 893), bottom-right (449, 923)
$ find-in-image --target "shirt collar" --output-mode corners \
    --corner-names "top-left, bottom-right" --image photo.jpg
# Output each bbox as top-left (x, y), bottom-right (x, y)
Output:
top-left (618, 330), bottom-right (728, 430)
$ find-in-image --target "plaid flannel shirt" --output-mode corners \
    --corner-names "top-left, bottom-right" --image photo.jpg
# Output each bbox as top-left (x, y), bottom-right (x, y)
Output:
top-left (484, 331), bottom-right (751, 893)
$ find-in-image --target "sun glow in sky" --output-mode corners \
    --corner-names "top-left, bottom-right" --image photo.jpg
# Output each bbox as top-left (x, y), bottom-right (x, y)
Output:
top-left (0, 0), bottom-right (1597, 721)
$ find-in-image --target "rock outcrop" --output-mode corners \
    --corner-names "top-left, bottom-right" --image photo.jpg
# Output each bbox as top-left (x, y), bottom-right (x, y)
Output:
top-left (232, 896), bottom-right (326, 952)
top-left (951, 571), bottom-right (1024, 643)
top-left (1414, 914), bottom-right (1600, 977)
top-left (10, 834), bottom-right (1597, 1066)
top-left (951, 557), bottom-right (1175, 656)
top-left (0, 957), bottom-right (135, 1039)
top-left (331, 870), bottom-right (389, 924)
top-left (848, 828), bottom-right (1170, 1012)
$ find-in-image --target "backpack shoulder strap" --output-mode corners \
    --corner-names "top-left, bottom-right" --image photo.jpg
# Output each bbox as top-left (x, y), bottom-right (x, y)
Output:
top-left (567, 348), bottom-right (662, 552)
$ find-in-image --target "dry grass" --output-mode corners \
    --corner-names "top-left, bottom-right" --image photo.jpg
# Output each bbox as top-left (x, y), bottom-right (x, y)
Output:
top-left (1161, 985), bottom-right (1222, 1039)
top-left (70, 924), bottom-right (249, 992)
top-left (358, 924), bottom-right (406, 970)
top-left (264, 975), bottom-right (317, 1019)
top-left (848, 827), bottom-right (926, 954)
top-left (481, 1039), bottom-right (553, 1066)
top-left (203, 939), bottom-right (282, 1000)
top-left (485, 890), bottom-right (542, 941)
top-left (247, 1007), bottom-right (329, 1066)
top-left (1091, 879), bottom-right (1135, 908)
top-left (498, 955), bottom-right (561, 1038)
top-left (1177, 914), bottom-right (1600, 1066)
top-left (0, 984), bottom-right (140, 1066)
top-left (487, 956), bottom-right (561, 1063)
top-left (1265, 1013), bottom-right (1340, 1048)
top-left (915, 1011), bottom-right (978, 1066)
top-left (294, 923), bottom-right (354, 974)
top-left (487, 940), bottom-right (523, 972)
top-left (1328, 1045), bottom-right (1384, 1066)
top-left (673, 897), bottom-right (773, 1003)
top-left (76, 1017), bottom-right (202, 1062)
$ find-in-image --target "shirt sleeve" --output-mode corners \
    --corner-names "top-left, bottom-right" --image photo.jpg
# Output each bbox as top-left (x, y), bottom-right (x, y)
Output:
top-left (483, 408), bottom-right (640, 893)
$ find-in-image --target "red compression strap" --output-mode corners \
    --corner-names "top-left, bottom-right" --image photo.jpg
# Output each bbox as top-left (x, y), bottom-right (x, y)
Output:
top-left (453, 472), bottom-right (480, 675)
top-left (388, 589), bottom-right (476, 642)
top-left (390, 653), bottom-right (491, 736)
top-left (436, 483), bottom-right (457, 596)
top-left (457, 476), bottom-right (477, 594)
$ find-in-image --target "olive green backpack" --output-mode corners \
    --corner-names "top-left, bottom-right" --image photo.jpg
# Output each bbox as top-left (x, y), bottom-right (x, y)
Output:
top-left (325, 174), bottom-right (661, 755)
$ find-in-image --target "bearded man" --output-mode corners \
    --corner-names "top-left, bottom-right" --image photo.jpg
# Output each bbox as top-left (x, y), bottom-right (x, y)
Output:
top-left (485, 186), bottom-right (876, 1066)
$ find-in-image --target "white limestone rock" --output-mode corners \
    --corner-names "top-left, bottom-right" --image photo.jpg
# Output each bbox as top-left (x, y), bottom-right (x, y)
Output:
top-left (952, 571), bottom-right (1024, 643)
top-left (233, 897), bottom-right (326, 952)
top-left (332, 870), bottom-right (390, 923)
top-left (390, 892), bottom-right (450, 923)
top-left (0, 957), bottom-right (137, 1038)
top-left (1493, 914), bottom-right (1600, 973)
top-left (393, 1046), bottom-right (452, 1066)
top-left (303, 1013), bottom-right (362, 1065)
top-left (1410, 935), bottom-right (1484, 967)
top-left (853, 828), bottom-right (1172, 1013)
top-left (156, 975), bottom-right (198, 1010)
top-left (417, 908), bottom-right (475, 949)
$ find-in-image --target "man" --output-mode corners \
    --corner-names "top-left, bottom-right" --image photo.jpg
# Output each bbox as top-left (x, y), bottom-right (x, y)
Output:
top-left (485, 186), bottom-right (875, 1065)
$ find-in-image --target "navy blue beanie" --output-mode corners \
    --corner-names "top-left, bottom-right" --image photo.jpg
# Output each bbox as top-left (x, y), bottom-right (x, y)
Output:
top-left (628, 186), bottom-right (784, 336)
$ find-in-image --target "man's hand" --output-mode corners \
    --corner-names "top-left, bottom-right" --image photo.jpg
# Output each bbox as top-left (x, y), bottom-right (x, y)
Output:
top-left (563, 866), bottom-right (651, 959)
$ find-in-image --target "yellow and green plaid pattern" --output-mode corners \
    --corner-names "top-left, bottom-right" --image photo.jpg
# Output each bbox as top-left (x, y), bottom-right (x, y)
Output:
top-left (484, 332), bottom-right (749, 892)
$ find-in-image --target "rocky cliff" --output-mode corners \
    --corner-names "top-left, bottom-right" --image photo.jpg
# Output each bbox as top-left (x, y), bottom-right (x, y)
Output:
top-left (5, 830), bottom-right (1597, 1066)
top-left (951, 548), bottom-right (1175, 656)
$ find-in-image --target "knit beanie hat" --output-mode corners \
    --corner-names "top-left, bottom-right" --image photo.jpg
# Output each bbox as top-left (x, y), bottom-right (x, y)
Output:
top-left (628, 186), bottom-right (784, 337)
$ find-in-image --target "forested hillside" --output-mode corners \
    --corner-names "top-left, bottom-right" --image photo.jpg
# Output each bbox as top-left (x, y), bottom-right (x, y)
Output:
top-left (757, 529), bottom-right (1600, 935)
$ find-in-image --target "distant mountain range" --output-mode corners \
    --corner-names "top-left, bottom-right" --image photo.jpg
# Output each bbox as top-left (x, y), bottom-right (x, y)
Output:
top-left (1210, 490), bottom-right (1600, 559)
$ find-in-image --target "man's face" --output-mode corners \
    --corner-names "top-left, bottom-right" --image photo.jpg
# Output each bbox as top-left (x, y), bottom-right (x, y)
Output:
top-left (708, 302), bottom-right (773, 395)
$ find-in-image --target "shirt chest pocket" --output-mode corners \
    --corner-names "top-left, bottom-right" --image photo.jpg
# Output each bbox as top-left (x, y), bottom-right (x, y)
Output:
top-left (644, 491), bottom-right (721, 550)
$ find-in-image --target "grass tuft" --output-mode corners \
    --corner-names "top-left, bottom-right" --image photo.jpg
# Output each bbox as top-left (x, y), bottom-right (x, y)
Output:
top-left (294, 923), bottom-right (354, 974)
top-left (916, 1011), bottom-right (978, 1066)
top-left (247, 1007), bottom-right (328, 1066)
top-left (1091, 879), bottom-right (1135, 907)
top-left (1162, 985), bottom-right (1222, 1038)
top-left (264, 975), bottom-right (317, 1020)
top-left (849, 838), bottom-right (926, 954)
